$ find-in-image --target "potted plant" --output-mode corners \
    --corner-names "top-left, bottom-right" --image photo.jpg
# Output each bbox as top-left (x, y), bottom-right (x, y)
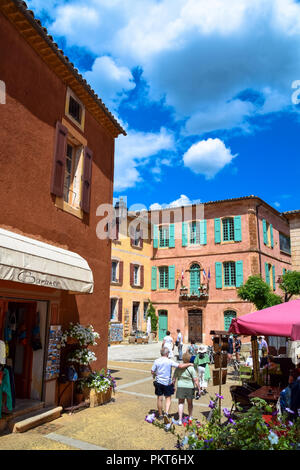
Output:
top-left (85, 369), bottom-right (116, 407)
top-left (61, 323), bottom-right (100, 347)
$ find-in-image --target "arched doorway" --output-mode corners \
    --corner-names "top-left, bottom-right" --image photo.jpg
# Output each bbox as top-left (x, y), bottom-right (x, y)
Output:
top-left (158, 310), bottom-right (168, 341)
top-left (188, 309), bottom-right (202, 342)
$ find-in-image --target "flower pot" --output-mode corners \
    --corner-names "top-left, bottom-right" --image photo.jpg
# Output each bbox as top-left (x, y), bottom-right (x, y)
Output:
top-left (89, 387), bottom-right (112, 408)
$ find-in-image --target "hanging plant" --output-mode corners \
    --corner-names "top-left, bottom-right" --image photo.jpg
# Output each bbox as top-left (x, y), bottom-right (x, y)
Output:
top-left (61, 323), bottom-right (100, 347)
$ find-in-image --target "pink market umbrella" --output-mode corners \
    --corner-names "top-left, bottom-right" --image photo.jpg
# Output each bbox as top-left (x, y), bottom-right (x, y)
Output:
top-left (229, 299), bottom-right (300, 340)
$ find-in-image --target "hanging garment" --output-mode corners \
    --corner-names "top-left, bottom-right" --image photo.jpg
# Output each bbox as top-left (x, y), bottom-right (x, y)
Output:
top-left (0, 341), bottom-right (6, 365)
top-left (31, 312), bottom-right (42, 351)
top-left (5, 366), bottom-right (15, 409)
top-left (0, 368), bottom-right (12, 418)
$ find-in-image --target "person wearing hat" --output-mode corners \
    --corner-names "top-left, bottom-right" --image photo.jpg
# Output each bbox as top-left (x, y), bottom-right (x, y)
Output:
top-left (194, 344), bottom-right (211, 396)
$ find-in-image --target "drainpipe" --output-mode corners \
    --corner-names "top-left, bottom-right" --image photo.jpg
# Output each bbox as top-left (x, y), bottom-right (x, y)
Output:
top-left (256, 203), bottom-right (263, 276)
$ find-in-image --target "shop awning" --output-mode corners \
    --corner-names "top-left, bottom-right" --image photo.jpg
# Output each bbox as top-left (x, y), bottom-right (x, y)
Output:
top-left (229, 299), bottom-right (300, 340)
top-left (0, 228), bottom-right (94, 293)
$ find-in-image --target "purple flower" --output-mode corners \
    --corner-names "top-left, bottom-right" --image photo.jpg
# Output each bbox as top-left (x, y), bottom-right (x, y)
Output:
top-left (209, 400), bottom-right (216, 409)
top-left (223, 408), bottom-right (231, 418)
top-left (229, 418), bottom-right (236, 425)
top-left (215, 393), bottom-right (224, 399)
top-left (285, 408), bottom-right (295, 414)
top-left (204, 438), bottom-right (214, 442)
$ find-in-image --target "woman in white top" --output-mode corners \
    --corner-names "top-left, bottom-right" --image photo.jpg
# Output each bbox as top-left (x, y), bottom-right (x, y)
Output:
top-left (162, 331), bottom-right (174, 358)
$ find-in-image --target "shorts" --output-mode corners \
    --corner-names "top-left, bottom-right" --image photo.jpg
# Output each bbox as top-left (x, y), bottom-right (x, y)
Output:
top-left (176, 387), bottom-right (195, 400)
top-left (154, 382), bottom-right (174, 397)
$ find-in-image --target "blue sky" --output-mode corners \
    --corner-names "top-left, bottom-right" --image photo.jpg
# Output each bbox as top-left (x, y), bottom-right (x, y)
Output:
top-left (27, 0), bottom-right (300, 212)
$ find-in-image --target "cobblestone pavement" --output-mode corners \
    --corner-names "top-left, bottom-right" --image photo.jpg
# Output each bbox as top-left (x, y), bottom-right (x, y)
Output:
top-left (0, 349), bottom-right (240, 450)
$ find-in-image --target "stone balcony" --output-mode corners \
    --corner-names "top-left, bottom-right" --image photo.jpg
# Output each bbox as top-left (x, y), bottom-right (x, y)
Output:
top-left (179, 285), bottom-right (209, 302)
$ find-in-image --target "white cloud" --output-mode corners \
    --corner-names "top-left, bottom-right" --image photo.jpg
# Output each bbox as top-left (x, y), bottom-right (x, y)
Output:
top-left (114, 127), bottom-right (175, 191)
top-left (274, 201), bottom-right (281, 208)
top-left (84, 56), bottom-right (135, 111)
top-left (183, 138), bottom-right (237, 179)
top-left (149, 194), bottom-right (201, 210)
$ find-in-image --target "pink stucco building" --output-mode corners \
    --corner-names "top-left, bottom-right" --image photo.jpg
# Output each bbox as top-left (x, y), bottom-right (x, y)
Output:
top-left (150, 196), bottom-right (292, 344)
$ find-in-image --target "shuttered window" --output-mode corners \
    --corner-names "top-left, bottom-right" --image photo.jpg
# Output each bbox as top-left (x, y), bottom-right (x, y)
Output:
top-left (159, 266), bottom-right (169, 289)
top-left (223, 262), bottom-right (236, 287)
top-left (223, 218), bottom-right (234, 241)
top-left (190, 222), bottom-right (200, 245)
top-left (190, 263), bottom-right (201, 294)
top-left (159, 226), bottom-right (169, 247)
top-left (111, 261), bottom-right (118, 282)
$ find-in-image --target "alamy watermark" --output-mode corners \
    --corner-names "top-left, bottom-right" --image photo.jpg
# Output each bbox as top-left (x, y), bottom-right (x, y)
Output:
top-left (0, 80), bottom-right (6, 104)
top-left (291, 80), bottom-right (300, 104)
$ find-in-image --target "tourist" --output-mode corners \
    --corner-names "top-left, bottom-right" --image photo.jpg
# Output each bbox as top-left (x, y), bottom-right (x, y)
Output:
top-left (258, 336), bottom-right (269, 367)
top-left (172, 352), bottom-right (200, 425)
top-left (234, 335), bottom-right (242, 363)
top-left (194, 344), bottom-right (211, 396)
top-left (151, 347), bottom-right (193, 422)
top-left (228, 334), bottom-right (234, 362)
top-left (162, 330), bottom-right (174, 358)
top-left (176, 329), bottom-right (183, 361)
top-left (188, 339), bottom-right (198, 359)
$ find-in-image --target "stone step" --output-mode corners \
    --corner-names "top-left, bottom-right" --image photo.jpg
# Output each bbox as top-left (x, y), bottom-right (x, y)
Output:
top-left (9, 406), bottom-right (63, 433)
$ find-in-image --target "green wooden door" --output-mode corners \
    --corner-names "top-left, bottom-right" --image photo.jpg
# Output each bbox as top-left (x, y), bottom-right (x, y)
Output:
top-left (190, 264), bottom-right (200, 295)
top-left (158, 310), bottom-right (168, 341)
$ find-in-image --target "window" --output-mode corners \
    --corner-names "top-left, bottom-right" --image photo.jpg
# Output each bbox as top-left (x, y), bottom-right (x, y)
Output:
top-left (159, 226), bottom-right (169, 248)
top-left (262, 219), bottom-right (274, 248)
top-left (223, 262), bottom-right (236, 287)
top-left (63, 142), bottom-right (83, 208)
top-left (65, 88), bottom-right (85, 130)
top-left (159, 266), bottom-right (169, 289)
top-left (222, 218), bottom-right (234, 242)
top-left (133, 265), bottom-right (140, 286)
top-left (265, 262), bottom-right (276, 290)
top-left (111, 261), bottom-right (118, 282)
top-left (279, 233), bottom-right (291, 254)
top-left (110, 298), bottom-right (118, 321)
top-left (224, 310), bottom-right (237, 331)
top-left (189, 222), bottom-right (200, 245)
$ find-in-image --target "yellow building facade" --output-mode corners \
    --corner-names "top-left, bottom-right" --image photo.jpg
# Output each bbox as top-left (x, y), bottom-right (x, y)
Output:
top-left (109, 212), bottom-right (152, 341)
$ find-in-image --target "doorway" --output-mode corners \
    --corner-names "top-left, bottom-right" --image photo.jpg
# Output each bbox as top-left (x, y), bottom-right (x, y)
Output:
top-left (158, 310), bottom-right (168, 341)
top-left (188, 309), bottom-right (202, 342)
top-left (132, 302), bottom-right (140, 332)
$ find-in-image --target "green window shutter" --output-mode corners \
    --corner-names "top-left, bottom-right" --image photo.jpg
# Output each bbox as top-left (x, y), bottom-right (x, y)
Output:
top-left (153, 225), bottom-right (158, 248)
top-left (265, 262), bottom-right (270, 286)
top-left (235, 260), bottom-right (244, 287)
top-left (215, 218), bottom-right (221, 244)
top-left (182, 222), bottom-right (188, 247)
top-left (151, 266), bottom-right (157, 290)
top-left (168, 265), bottom-right (175, 290)
top-left (169, 223), bottom-right (175, 248)
top-left (234, 216), bottom-right (242, 242)
top-left (272, 265), bottom-right (276, 291)
top-left (283, 268), bottom-right (286, 275)
top-left (200, 220), bottom-right (207, 245)
top-left (270, 224), bottom-right (274, 248)
top-left (215, 262), bottom-right (223, 288)
top-left (262, 219), bottom-right (268, 245)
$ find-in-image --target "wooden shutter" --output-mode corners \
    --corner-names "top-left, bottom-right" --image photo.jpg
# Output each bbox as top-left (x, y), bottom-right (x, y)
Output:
top-left (234, 216), bottom-right (242, 242)
top-left (119, 261), bottom-right (123, 285)
top-left (283, 268), bottom-right (286, 275)
top-left (235, 260), bottom-right (244, 287)
top-left (215, 262), bottom-right (222, 288)
top-left (214, 218), bottom-right (221, 244)
top-left (182, 222), bottom-right (188, 247)
top-left (118, 298), bottom-right (123, 322)
top-left (81, 146), bottom-right (93, 213)
top-left (130, 263), bottom-right (134, 287)
top-left (262, 219), bottom-right (268, 245)
top-left (151, 266), bottom-right (157, 290)
top-left (50, 121), bottom-right (68, 197)
top-left (153, 225), bottom-right (158, 248)
top-left (200, 219), bottom-right (207, 245)
top-left (265, 262), bottom-right (270, 285)
top-left (168, 265), bottom-right (175, 290)
top-left (140, 265), bottom-right (144, 288)
top-left (270, 224), bottom-right (274, 248)
top-left (169, 224), bottom-right (175, 248)
top-left (272, 265), bottom-right (276, 291)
